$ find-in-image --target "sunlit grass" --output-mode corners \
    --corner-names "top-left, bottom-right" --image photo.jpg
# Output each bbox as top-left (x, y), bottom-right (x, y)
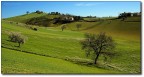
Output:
top-left (1, 16), bottom-right (141, 74)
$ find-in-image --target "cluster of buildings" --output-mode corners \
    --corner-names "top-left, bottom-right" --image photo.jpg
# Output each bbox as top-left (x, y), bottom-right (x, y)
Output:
top-left (118, 12), bottom-right (141, 18)
top-left (130, 12), bottom-right (141, 16)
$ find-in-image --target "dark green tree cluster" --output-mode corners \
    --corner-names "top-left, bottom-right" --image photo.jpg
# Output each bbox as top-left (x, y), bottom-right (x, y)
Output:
top-left (26, 16), bottom-right (51, 27)
top-left (73, 16), bottom-right (83, 21)
top-left (26, 11), bottom-right (29, 14)
top-left (49, 12), bottom-right (61, 15)
top-left (35, 10), bottom-right (43, 14)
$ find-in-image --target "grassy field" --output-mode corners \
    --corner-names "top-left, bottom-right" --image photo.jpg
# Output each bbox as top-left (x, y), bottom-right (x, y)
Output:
top-left (1, 14), bottom-right (141, 74)
top-left (2, 48), bottom-right (119, 74)
top-left (64, 19), bottom-right (141, 40)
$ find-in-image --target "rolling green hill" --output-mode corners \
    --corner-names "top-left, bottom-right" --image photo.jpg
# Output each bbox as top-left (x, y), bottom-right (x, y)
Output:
top-left (1, 13), bottom-right (141, 74)
top-left (65, 18), bottom-right (140, 40)
top-left (5, 12), bottom-right (141, 40)
top-left (5, 12), bottom-right (48, 23)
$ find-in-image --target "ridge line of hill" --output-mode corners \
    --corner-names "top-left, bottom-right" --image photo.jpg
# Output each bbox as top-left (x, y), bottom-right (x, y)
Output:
top-left (1, 46), bottom-right (59, 59)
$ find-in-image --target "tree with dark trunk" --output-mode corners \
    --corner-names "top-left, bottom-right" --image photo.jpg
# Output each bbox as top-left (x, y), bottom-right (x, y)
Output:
top-left (8, 32), bottom-right (27, 47)
top-left (76, 24), bottom-right (81, 31)
top-left (80, 32), bottom-right (115, 64)
top-left (61, 25), bottom-right (66, 31)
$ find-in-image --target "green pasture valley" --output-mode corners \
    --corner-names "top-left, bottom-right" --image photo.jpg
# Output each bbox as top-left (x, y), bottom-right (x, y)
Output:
top-left (1, 12), bottom-right (141, 74)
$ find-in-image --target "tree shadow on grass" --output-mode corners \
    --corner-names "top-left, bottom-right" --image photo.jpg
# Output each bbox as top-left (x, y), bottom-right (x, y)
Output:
top-left (64, 52), bottom-right (121, 72)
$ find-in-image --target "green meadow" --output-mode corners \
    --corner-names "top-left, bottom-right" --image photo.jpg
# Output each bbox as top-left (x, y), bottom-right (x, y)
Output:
top-left (1, 13), bottom-right (141, 74)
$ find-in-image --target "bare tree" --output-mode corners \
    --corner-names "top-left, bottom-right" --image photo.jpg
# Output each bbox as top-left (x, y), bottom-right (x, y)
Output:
top-left (76, 24), bottom-right (81, 30)
top-left (80, 32), bottom-right (115, 64)
top-left (61, 24), bottom-right (66, 31)
top-left (8, 32), bottom-right (27, 47)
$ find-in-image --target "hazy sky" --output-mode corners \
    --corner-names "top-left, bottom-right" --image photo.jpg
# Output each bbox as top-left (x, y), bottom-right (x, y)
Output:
top-left (2, 1), bottom-right (141, 18)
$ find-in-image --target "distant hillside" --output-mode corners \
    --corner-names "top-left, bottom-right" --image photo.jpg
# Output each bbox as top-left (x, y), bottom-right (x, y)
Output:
top-left (3, 11), bottom-right (141, 39)
top-left (63, 16), bottom-right (141, 40)
top-left (5, 12), bottom-right (48, 23)
top-left (124, 16), bottom-right (141, 22)
top-left (4, 11), bottom-right (83, 27)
